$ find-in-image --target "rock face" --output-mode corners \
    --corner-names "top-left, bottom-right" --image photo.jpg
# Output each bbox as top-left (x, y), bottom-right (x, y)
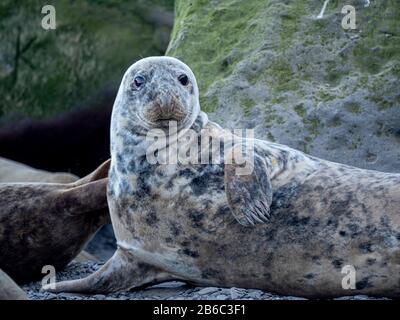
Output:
top-left (0, 0), bottom-right (174, 120)
top-left (167, 0), bottom-right (400, 173)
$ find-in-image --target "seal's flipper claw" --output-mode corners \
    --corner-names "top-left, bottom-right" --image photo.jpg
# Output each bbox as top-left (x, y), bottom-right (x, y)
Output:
top-left (42, 249), bottom-right (170, 294)
top-left (224, 149), bottom-right (273, 227)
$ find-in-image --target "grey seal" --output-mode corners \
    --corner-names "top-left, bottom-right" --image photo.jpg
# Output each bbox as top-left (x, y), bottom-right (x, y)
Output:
top-left (0, 269), bottom-right (27, 300)
top-left (45, 56), bottom-right (400, 298)
top-left (0, 160), bottom-right (110, 283)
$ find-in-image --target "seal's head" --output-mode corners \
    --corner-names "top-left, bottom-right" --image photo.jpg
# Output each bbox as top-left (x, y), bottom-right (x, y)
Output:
top-left (114, 56), bottom-right (200, 132)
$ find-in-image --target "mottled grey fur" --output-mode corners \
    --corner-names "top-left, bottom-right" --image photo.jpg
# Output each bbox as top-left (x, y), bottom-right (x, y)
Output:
top-left (0, 160), bottom-right (111, 283)
top-left (45, 57), bottom-right (400, 298)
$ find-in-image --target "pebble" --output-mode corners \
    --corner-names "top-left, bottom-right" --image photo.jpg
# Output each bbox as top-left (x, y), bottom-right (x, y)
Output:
top-left (247, 290), bottom-right (263, 299)
top-left (196, 287), bottom-right (220, 295)
top-left (230, 287), bottom-right (245, 299)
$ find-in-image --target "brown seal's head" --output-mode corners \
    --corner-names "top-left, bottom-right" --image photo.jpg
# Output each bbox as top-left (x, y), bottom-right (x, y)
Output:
top-left (112, 56), bottom-right (200, 133)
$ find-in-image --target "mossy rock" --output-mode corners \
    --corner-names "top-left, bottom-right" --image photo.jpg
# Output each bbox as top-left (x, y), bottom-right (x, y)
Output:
top-left (0, 0), bottom-right (174, 120)
top-left (167, 0), bottom-right (400, 172)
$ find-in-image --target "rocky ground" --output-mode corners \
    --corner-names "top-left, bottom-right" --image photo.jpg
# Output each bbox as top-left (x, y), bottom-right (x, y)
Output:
top-left (22, 262), bottom-right (384, 300)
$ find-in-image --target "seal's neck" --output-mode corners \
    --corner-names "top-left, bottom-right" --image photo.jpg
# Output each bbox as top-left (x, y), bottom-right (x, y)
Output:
top-left (111, 111), bottom-right (209, 165)
top-left (189, 111), bottom-right (209, 135)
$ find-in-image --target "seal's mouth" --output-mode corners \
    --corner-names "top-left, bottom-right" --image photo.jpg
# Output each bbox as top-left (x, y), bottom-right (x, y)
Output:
top-left (155, 114), bottom-right (185, 126)
top-left (142, 94), bottom-right (188, 128)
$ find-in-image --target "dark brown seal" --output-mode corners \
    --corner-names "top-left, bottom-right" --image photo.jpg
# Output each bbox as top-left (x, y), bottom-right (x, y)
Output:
top-left (0, 159), bottom-right (111, 283)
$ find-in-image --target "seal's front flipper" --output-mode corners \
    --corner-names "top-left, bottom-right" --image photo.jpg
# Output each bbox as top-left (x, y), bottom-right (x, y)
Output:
top-left (56, 178), bottom-right (109, 215)
top-left (42, 249), bottom-right (171, 294)
top-left (224, 147), bottom-right (273, 227)
top-left (53, 159), bottom-right (111, 216)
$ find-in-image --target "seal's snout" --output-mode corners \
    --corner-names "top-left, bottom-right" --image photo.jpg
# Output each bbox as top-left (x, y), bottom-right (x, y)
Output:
top-left (155, 93), bottom-right (173, 112)
top-left (144, 91), bottom-right (187, 125)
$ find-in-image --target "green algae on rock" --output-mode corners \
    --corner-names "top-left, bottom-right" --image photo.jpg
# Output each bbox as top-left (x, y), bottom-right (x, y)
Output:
top-left (166, 0), bottom-right (400, 173)
top-left (0, 0), bottom-right (174, 120)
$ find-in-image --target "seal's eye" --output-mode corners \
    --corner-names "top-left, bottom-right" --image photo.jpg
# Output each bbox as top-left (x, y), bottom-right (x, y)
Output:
top-left (178, 74), bottom-right (189, 86)
top-left (134, 75), bottom-right (145, 88)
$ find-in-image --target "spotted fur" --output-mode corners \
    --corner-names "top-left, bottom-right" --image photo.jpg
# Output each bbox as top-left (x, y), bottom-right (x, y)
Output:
top-left (46, 57), bottom-right (400, 298)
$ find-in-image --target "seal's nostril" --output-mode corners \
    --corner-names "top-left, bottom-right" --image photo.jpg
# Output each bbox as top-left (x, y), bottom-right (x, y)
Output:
top-left (156, 93), bottom-right (168, 105)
